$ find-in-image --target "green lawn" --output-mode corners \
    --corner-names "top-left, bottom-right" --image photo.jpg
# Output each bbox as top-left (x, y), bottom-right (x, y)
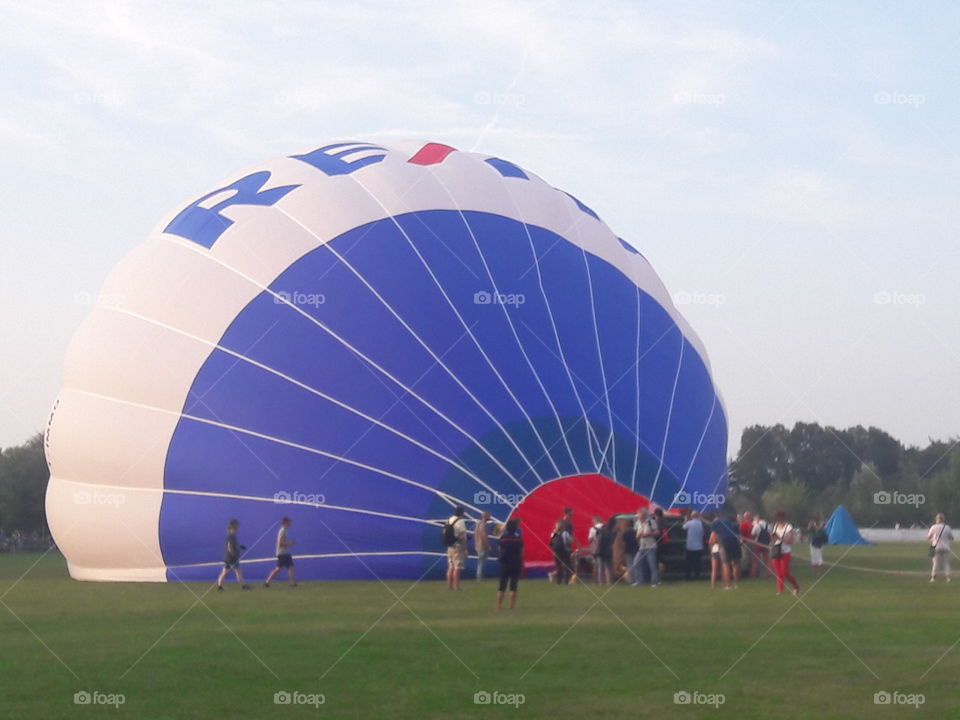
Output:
top-left (0, 544), bottom-right (954, 719)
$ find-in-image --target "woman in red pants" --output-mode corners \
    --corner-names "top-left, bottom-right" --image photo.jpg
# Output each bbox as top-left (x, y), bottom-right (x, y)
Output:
top-left (771, 510), bottom-right (800, 596)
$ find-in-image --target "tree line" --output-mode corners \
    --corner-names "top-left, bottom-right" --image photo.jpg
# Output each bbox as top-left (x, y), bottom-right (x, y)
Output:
top-left (729, 422), bottom-right (959, 527)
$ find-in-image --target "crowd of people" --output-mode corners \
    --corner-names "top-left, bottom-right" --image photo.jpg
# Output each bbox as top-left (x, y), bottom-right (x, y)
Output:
top-left (441, 504), bottom-right (828, 606)
top-left (210, 506), bottom-right (955, 603)
top-left (0, 528), bottom-right (50, 553)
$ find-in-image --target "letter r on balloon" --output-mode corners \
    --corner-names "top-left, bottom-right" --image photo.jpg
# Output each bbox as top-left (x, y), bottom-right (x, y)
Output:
top-left (164, 171), bottom-right (299, 248)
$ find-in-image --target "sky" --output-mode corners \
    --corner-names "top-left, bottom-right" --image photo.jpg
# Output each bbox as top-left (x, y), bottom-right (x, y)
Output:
top-left (0, 0), bottom-right (958, 456)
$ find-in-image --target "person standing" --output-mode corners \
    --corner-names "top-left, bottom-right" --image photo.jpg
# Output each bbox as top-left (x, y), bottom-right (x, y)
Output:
top-left (807, 513), bottom-right (827, 575)
top-left (622, 517), bottom-right (640, 586)
top-left (713, 512), bottom-right (741, 590)
top-left (496, 517), bottom-right (524, 609)
top-left (653, 508), bottom-right (668, 577)
top-left (588, 516), bottom-right (605, 584)
top-left (444, 505), bottom-right (468, 590)
top-left (217, 519), bottom-right (250, 591)
top-left (264, 517), bottom-right (296, 587)
top-left (771, 510), bottom-right (801, 596)
top-left (635, 508), bottom-right (660, 587)
top-left (739, 511), bottom-right (755, 577)
top-left (550, 520), bottom-right (573, 584)
top-left (683, 510), bottom-right (705, 580)
top-left (597, 516), bottom-right (616, 585)
top-left (474, 511), bottom-right (492, 581)
top-left (751, 513), bottom-right (773, 579)
top-left (928, 513), bottom-right (954, 583)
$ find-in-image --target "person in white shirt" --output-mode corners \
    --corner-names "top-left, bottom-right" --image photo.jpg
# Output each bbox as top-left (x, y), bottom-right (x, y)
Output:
top-left (445, 505), bottom-right (468, 590)
top-left (682, 510), bottom-right (705, 580)
top-left (927, 513), bottom-right (954, 583)
top-left (264, 517), bottom-right (296, 587)
top-left (771, 509), bottom-right (800, 596)
top-left (587, 516), bottom-right (606, 584)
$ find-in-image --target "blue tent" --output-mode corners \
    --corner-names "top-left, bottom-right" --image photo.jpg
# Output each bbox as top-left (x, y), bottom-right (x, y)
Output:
top-left (825, 505), bottom-right (874, 545)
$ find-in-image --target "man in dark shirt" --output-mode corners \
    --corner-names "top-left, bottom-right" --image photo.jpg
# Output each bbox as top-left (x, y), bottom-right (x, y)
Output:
top-left (217, 519), bottom-right (250, 591)
top-left (497, 518), bottom-right (524, 610)
top-left (622, 519), bottom-right (640, 585)
top-left (714, 513), bottom-right (742, 589)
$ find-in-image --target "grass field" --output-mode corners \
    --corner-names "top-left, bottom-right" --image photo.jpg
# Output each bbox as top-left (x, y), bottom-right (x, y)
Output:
top-left (0, 543), bottom-right (955, 719)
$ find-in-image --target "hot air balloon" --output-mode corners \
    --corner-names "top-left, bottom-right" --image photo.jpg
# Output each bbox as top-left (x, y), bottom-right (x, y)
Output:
top-left (45, 140), bottom-right (727, 581)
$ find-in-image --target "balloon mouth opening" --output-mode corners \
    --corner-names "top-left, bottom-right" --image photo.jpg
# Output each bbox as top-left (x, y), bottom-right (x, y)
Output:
top-left (506, 473), bottom-right (658, 564)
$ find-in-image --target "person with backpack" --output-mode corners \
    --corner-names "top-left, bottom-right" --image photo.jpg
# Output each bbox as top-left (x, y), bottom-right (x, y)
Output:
top-left (496, 517), bottom-right (524, 610)
top-left (751, 513), bottom-right (773, 579)
top-left (771, 509), bottom-right (801, 596)
top-left (549, 519), bottom-right (573, 584)
top-left (443, 505), bottom-right (468, 590)
top-left (807, 513), bottom-right (828, 575)
top-left (927, 513), bottom-right (954, 583)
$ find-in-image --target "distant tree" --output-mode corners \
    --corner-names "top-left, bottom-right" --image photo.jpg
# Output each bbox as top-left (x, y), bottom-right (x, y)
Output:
top-left (728, 424), bottom-right (790, 507)
top-left (0, 433), bottom-right (49, 534)
top-left (761, 480), bottom-right (808, 523)
top-left (925, 450), bottom-right (960, 525)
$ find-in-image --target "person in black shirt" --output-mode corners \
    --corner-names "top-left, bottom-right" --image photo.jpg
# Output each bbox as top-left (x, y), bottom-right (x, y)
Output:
top-left (497, 517), bottom-right (524, 610)
top-left (217, 519), bottom-right (250, 591)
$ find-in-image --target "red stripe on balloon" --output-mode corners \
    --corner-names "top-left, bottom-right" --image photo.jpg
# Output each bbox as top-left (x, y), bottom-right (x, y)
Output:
top-left (408, 142), bottom-right (457, 165)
